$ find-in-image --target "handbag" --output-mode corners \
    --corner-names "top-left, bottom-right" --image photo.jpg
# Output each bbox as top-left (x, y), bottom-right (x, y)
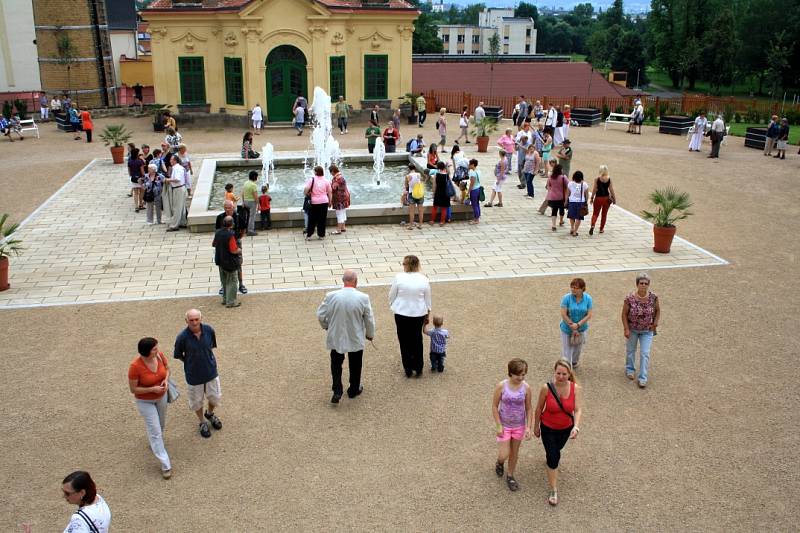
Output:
top-left (546, 382), bottom-right (575, 423)
top-left (478, 186), bottom-right (485, 202)
top-left (302, 176), bottom-right (315, 212)
top-left (569, 330), bottom-right (584, 346)
top-left (445, 176), bottom-right (456, 197)
top-left (578, 183), bottom-right (589, 216)
top-left (158, 354), bottom-right (180, 403)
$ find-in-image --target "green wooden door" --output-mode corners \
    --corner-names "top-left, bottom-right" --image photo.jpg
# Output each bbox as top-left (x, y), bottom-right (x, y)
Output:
top-left (266, 46), bottom-right (307, 122)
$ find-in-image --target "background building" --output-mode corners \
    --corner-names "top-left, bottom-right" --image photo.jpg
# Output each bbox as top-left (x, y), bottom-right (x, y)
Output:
top-left (143, 0), bottom-right (418, 122)
top-left (438, 8), bottom-right (536, 56)
top-left (0, 1), bottom-right (42, 98)
top-left (32, 0), bottom-right (117, 107)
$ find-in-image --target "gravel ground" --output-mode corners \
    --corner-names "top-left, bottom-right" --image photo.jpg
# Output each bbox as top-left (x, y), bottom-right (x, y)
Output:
top-left (0, 116), bottom-right (798, 531)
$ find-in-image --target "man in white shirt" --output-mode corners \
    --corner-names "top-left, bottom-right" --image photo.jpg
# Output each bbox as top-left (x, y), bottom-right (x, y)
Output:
top-left (515, 122), bottom-right (533, 188)
top-left (474, 101), bottom-right (486, 123)
top-left (544, 104), bottom-right (557, 135)
top-left (251, 103), bottom-right (263, 134)
top-left (317, 270), bottom-right (376, 404)
top-left (709, 114), bottom-right (726, 158)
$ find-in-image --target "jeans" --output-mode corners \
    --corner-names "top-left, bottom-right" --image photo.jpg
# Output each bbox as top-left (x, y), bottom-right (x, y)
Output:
top-left (517, 150), bottom-right (527, 183)
top-left (219, 267), bottom-right (238, 306)
top-left (469, 188), bottom-right (481, 219)
top-left (394, 314), bottom-right (426, 375)
top-left (418, 110), bottom-right (426, 126)
top-left (260, 209), bottom-right (271, 230)
top-left (244, 200), bottom-right (257, 233)
top-left (625, 330), bottom-right (654, 383)
top-left (430, 351), bottom-right (446, 371)
top-left (524, 172), bottom-right (535, 197)
top-left (330, 350), bottom-right (363, 396)
top-left (337, 117), bottom-right (348, 133)
top-left (136, 395), bottom-right (171, 471)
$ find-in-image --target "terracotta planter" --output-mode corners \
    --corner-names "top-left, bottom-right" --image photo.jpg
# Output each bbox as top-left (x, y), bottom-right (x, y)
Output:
top-left (476, 136), bottom-right (490, 152)
top-left (0, 256), bottom-right (9, 291)
top-left (110, 145), bottom-right (125, 164)
top-left (653, 225), bottom-right (677, 253)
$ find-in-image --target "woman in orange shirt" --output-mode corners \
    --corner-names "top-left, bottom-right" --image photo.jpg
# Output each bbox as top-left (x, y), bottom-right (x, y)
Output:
top-left (128, 337), bottom-right (172, 479)
top-left (80, 107), bottom-right (93, 143)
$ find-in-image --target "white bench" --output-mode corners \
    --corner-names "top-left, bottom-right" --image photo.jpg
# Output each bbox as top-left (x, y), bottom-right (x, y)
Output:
top-left (604, 112), bottom-right (631, 130)
top-left (18, 118), bottom-right (39, 139)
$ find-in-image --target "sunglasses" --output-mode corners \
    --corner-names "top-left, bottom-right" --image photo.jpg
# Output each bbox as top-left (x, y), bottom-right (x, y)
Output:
top-left (638, 281), bottom-right (650, 285)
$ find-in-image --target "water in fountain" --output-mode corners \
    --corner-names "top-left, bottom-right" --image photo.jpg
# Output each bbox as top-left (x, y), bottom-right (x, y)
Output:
top-left (306, 87), bottom-right (342, 179)
top-left (371, 136), bottom-right (387, 187)
top-left (261, 142), bottom-right (275, 187)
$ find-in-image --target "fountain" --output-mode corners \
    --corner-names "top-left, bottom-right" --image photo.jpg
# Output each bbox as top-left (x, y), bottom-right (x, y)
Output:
top-left (261, 142), bottom-right (274, 187)
top-left (372, 137), bottom-right (386, 186)
top-left (306, 87), bottom-right (342, 178)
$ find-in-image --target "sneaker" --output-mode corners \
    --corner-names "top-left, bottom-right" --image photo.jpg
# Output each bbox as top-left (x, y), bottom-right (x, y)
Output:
top-left (161, 469), bottom-right (172, 479)
top-left (626, 372), bottom-right (635, 380)
top-left (199, 421), bottom-right (211, 438)
top-left (506, 476), bottom-right (519, 491)
top-left (331, 393), bottom-right (342, 404)
top-left (239, 285), bottom-right (248, 294)
top-left (638, 380), bottom-right (647, 389)
top-left (225, 301), bottom-right (241, 308)
top-left (204, 411), bottom-right (222, 430)
top-left (219, 287), bottom-right (224, 295)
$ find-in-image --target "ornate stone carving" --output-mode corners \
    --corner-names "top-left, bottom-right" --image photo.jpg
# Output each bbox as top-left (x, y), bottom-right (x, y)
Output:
top-left (331, 32), bottom-right (344, 46)
top-left (241, 26), bottom-right (262, 42)
top-left (150, 26), bottom-right (167, 42)
top-left (224, 32), bottom-right (238, 47)
top-left (359, 31), bottom-right (393, 50)
top-left (308, 24), bottom-right (328, 38)
top-left (397, 25), bottom-right (413, 41)
top-left (169, 31), bottom-right (207, 52)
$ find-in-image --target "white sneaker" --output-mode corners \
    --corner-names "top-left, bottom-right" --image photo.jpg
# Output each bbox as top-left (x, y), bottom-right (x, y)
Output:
top-left (146, 222), bottom-right (154, 225)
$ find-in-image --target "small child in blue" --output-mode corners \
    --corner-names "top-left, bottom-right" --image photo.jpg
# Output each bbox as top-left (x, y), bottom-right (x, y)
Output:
top-left (424, 314), bottom-right (449, 372)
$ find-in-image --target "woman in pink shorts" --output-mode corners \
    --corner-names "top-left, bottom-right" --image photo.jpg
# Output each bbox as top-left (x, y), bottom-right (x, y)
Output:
top-left (492, 358), bottom-right (533, 491)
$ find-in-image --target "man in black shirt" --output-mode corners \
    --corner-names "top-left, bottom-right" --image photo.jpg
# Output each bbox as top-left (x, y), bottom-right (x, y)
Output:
top-left (215, 200), bottom-right (248, 294)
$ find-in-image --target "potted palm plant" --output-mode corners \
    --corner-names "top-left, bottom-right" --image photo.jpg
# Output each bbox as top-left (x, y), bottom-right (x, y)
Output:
top-left (0, 214), bottom-right (23, 291)
top-left (470, 116), bottom-right (499, 152)
top-left (641, 187), bottom-right (693, 253)
top-left (399, 93), bottom-right (420, 124)
top-left (99, 124), bottom-right (133, 164)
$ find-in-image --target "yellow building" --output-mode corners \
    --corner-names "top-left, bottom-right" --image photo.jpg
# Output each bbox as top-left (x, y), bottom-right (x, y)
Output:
top-left (143, 0), bottom-right (418, 122)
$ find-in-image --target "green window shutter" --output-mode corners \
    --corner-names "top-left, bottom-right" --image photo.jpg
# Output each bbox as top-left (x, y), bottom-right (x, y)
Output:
top-left (178, 57), bottom-right (206, 105)
top-left (364, 55), bottom-right (388, 100)
top-left (224, 57), bottom-right (244, 106)
top-left (329, 56), bottom-right (345, 99)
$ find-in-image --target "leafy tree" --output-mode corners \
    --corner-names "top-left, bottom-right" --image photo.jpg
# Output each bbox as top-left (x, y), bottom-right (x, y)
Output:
top-left (459, 3), bottom-right (486, 25)
top-left (701, 7), bottom-right (739, 93)
top-left (55, 32), bottom-right (78, 103)
top-left (514, 2), bottom-right (539, 23)
top-left (487, 32), bottom-right (500, 98)
top-left (408, 0), bottom-right (444, 54)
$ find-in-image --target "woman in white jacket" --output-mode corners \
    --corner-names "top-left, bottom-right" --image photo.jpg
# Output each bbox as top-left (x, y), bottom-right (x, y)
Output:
top-left (389, 254), bottom-right (432, 378)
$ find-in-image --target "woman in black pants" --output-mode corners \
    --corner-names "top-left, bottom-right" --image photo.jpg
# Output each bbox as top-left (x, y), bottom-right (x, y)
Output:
top-left (533, 359), bottom-right (582, 506)
top-left (388, 255), bottom-right (432, 377)
top-left (303, 165), bottom-right (332, 241)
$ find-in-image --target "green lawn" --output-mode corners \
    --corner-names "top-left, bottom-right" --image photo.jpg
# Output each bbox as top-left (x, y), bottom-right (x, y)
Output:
top-left (570, 54), bottom-right (587, 62)
top-left (646, 68), bottom-right (772, 102)
top-left (728, 122), bottom-right (800, 144)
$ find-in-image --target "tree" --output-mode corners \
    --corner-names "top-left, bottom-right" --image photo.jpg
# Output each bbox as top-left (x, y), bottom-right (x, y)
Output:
top-left (408, 0), bottom-right (444, 54)
top-left (600, 0), bottom-right (626, 30)
top-left (701, 7), bottom-right (739, 93)
top-left (487, 32), bottom-right (500, 99)
top-left (514, 2), bottom-right (539, 23)
top-left (55, 32), bottom-right (78, 103)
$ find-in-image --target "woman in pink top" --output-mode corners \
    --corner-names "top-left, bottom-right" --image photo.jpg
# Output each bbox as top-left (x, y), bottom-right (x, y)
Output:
top-left (496, 128), bottom-right (515, 176)
top-left (304, 165), bottom-right (332, 240)
top-left (545, 163), bottom-right (569, 231)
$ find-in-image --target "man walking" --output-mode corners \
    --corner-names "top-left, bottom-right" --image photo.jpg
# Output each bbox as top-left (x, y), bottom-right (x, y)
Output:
top-left (474, 101), bottom-right (486, 124)
top-left (708, 114), bottom-right (725, 159)
top-left (416, 92), bottom-right (427, 127)
top-left (515, 121), bottom-right (533, 188)
top-left (174, 309), bottom-right (223, 438)
top-left (335, 96), bottom-right (349, 134)
top-left (316, 270), bottom-right (376, 404)
top-left (215, 200), bottom-right (248, 295)
top-left (544, 104), bottom-right (557, 136)
top-left (213, 216), bottom-right (242, 308)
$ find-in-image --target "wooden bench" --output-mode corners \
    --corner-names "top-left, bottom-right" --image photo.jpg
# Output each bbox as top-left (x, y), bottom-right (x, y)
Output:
top-left (604, 112), bottom-right (631, 130)
top-left (18, 118), bottom-right (40, 139)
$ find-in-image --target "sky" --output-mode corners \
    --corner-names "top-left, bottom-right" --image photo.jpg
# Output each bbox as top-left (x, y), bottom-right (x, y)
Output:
top-left (436, 1), bottom-right (651, 13)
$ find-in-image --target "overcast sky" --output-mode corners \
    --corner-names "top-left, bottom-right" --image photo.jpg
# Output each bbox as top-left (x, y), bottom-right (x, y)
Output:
top-left (435, 1), bottom-right (651, 13)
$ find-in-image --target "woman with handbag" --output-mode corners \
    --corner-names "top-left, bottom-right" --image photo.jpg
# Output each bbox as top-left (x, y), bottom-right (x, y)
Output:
top-left (329, 164), bottom-right (350, 235)
top-left (533, 359), bottom-right (582, 506)
top-left (566, 170), bottom-right (589, 237)
top-left (128, 337), bottom-right (173, 479)
top-left (559, 277), bottom-right (593, 368)
top-left (304, 165), bottom-right (333, 241)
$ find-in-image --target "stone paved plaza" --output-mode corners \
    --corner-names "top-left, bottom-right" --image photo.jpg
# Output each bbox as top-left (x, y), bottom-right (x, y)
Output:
top-left (1, 150), bottom-right (726, 308)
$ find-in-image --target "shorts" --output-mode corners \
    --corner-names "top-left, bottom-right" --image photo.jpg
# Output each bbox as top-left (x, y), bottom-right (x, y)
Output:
top-left (409, 196), bottom-right (424, 205)
top-left (336, 208), bottom-right (347, 223)
top-left (252, 120), bottom-right (262, 129)
top-left (496, 425), bottom-right (526, 442)
top-left (187, 376), bottom-right (221, 412)
top-left (777, 140), bottom-right (788, 150)
top-left (492, 179), bottom-right (505, 193)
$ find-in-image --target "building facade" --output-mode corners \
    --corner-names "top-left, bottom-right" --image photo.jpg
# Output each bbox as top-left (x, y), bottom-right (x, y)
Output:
top-left (0, 1), bottom-right (42, 94)
top-left (143, 0), bottom-right (418, 122)
top-left (438, 8), bottom-right (536, 56)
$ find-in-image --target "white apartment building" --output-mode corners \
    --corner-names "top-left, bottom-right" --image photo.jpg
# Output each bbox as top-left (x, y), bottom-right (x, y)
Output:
top-left (437, 8), bottom-right (537, 56)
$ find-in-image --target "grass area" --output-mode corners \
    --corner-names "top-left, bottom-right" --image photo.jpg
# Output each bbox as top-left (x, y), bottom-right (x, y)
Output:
top-left (645, 68), bottom-right (776, 102)
top-left (570, 54), bottom-right (587, 62)
top-left (728, 122), bottom-right (800, 144)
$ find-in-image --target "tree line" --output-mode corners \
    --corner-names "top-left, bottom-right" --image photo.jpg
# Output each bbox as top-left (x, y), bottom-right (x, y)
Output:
top-left (410, 0), bottom-right (800, 97)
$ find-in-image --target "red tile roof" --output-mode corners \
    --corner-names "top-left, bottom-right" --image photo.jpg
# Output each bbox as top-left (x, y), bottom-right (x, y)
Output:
top-left (412, 62), bottom-right (639, 99)
top-left (147, 0), bottom-right (414, 11)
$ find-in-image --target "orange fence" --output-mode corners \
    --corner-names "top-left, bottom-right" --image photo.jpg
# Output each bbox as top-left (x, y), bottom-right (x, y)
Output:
top-left (423, 90), bottom-right (800, 119)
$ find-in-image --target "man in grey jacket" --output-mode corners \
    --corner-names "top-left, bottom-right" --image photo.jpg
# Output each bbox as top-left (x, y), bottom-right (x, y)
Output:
top-left (317, 270), bottom-right (376, 404)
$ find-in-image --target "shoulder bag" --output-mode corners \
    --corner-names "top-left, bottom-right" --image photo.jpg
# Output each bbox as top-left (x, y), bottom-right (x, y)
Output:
top-left (303, 176), bottom-right (315, 212)
top-left (76, 509), bottom-right (100, 533)
top-left (159, 353), bottom-right (180, 404)
top-left (546, 382), bottom-right (575, 423)
top-left (579, 183), bottom-right (589, 217)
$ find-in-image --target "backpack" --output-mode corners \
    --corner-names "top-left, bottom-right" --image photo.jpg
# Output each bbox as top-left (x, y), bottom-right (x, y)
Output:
top-left (411, 179), bottom-right (425, 200)
top-left (406, 138), bottom-right (415, 152)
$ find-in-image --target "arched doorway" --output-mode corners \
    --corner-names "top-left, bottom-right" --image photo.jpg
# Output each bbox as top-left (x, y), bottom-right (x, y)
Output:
top-left (266, 45), bottom-right (307, 122)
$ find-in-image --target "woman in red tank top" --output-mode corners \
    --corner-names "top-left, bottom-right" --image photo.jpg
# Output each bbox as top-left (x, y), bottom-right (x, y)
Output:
top-left (533, 359), bottom-right (583, 506)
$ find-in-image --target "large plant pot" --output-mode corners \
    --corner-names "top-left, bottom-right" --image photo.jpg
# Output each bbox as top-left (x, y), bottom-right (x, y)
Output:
top-left (0, 256), bottom-right (9, 291)
top-left (653, 225), bottom-right (677, 253)
top-left (110, 145), bottom-right (125, 164)
top-left (476, 136), bottom-right (490, 152)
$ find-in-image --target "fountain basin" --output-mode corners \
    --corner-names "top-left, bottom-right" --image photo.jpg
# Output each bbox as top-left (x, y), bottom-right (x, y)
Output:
top-left (188, 152), bottom-right (473, 232)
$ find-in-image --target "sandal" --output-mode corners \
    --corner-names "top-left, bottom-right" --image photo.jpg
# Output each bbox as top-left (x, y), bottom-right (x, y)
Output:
top-left (506, 476), bottom-right (519, 492)
top-left (495, 462), bottom-right (504, 477)
top-left (331, 231), bottom-right (341, 235)
top-left (548, 490), bottom-right (558, 506)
